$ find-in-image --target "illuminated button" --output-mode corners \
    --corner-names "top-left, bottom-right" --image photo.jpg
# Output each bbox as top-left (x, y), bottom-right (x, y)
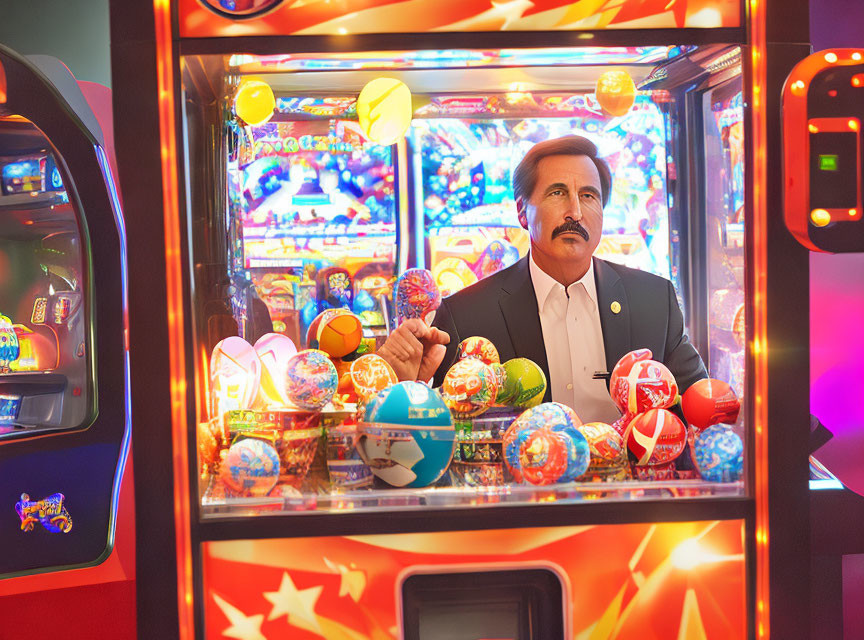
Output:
top-left (808, 123), bottom-right (819, 133)
top-left (854, 52), bottom-right (863, 61)
top-left (819, 154), bottom-right (839, 171)
top-left (824, 52), bottom-right (838, 63)
top-left (850, 209), bottom-right (858, 217)
top-left (810, 209), bottom-right (831, 227)
top-left (850, 119), bottom-right (860, 131)
top-left (853, 74), bottom-right (864, 87)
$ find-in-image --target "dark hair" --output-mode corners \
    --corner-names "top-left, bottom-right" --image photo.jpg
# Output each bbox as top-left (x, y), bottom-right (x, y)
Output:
top-left (513, 135), bottom-right (612, 207)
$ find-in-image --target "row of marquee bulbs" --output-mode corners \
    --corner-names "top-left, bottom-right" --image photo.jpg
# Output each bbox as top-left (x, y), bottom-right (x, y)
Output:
top-left (233, 71), bottom-right (638, 142)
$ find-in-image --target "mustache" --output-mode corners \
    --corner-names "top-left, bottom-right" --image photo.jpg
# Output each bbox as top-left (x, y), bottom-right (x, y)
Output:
top-left (551, 220), bottom-right (590, 241)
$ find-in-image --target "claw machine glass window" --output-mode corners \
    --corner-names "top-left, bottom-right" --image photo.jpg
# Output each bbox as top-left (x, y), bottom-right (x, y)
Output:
top-left (0, 116), bottom-right (92, 437)
top-left (181, 46), bottom-right (748, 519)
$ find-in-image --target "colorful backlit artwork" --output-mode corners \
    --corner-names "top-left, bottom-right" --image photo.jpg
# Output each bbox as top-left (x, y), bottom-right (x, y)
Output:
top-left (15, 493), bottom-right (73, 533)
top-left (203, 519), bottom-right (746, 639)
top-left (181, 0), bottom-right (741, 37)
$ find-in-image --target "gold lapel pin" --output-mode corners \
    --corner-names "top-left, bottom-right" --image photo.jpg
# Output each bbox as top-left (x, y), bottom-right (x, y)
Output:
top-left (611, 301), bottom-right (622, 314)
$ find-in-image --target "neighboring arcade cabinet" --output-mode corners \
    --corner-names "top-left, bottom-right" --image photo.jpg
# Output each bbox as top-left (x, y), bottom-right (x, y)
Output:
top-left (0, 46), bottom-right (133, 637)
top-left (783, 47), bottom-right (864, 638)
top-left (111, 1), bottom-right (811, 638)
top-left (235, 107), bottom-right (402, 345)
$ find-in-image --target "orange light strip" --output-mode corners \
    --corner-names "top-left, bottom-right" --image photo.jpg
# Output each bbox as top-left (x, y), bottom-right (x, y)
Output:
top-left (749, 0), bottom-right (769, 636)
top-left (0, 60), bottom-right (6, 104)
top-left (154, 1), bottom-right (195, 638)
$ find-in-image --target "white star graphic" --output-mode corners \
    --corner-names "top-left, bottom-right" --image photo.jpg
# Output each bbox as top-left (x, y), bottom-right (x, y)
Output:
top-left (324, 557), bottom-right (367, 602)
top-left (212, 593), bottom-right (267, 640)
top-left (264, 571), bottom-right (324, 635)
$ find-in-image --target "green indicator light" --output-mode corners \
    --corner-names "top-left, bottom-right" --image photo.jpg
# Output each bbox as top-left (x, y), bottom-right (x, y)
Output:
top-left (819, 154), bottom-right (839, 171)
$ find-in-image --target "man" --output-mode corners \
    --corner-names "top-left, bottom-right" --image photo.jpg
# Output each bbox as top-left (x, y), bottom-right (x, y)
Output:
top-left (379, 135), bottom-right (706, 423)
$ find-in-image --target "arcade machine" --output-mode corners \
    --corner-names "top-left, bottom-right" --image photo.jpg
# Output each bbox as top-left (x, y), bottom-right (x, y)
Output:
top-left (0, 45), bottom-right (133, 635)
top-left (233, 100), bottom-right (402, 346)
top-left (110, 0), bottom-right (812, 638)
top-left (781, 48), bottom-right (864, 637)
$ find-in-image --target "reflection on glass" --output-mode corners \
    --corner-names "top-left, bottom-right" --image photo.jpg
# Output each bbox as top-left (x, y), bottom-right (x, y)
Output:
top-left (0, 117), bottom-right (89, 436)
top-left (703, 83), bottom-right (745, 400)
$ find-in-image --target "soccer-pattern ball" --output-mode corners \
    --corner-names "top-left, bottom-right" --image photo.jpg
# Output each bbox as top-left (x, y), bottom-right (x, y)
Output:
top-left (357, 382), bottom-right (455, 488)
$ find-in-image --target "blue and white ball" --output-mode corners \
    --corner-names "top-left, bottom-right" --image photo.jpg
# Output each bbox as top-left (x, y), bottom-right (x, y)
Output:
top-left (551, 423), bottom-right (591, 482)
top-left (693, 425), bottom-right (744, 482)
top-left (358, 381), bottom-right (455, 487)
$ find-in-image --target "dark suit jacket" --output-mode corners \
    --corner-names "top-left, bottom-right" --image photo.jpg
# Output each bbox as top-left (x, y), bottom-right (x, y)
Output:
top-left (431, 255), bottom-right (707, 401)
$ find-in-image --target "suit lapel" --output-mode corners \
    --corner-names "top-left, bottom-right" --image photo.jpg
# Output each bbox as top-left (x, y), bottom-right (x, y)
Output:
top-left (498, 257), bottom-right (552, 401)
top-left (594, 257), bottom-right (632, 379)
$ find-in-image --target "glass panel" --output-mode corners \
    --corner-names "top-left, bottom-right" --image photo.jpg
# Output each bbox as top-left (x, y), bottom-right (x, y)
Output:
top-left (183, 48), bottom-right (746, 518)
top-left (703, 81), bottom-right (745, 398)
top-left (0, 116), bottom-right (91, 437)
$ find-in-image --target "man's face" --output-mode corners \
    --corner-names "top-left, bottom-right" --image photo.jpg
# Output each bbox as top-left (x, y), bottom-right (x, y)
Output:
top-left (517, 154), bottom-right (603, 269)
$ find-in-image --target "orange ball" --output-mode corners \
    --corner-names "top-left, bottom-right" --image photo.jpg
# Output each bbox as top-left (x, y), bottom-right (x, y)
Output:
top-left (596, 70), bottom-right (637, 117)
top-left (682, 378), bottom-right (740, 430)
top-left (309, 309), bottom-right (363, 358)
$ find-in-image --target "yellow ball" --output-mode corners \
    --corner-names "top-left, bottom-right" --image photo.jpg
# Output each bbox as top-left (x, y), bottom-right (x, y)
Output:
top-left (595, 70), bottom-right (637, 117)
top-left (234, 80), bottom-right (276, 127)
top-left (357, 78), bottom-right (412, 146)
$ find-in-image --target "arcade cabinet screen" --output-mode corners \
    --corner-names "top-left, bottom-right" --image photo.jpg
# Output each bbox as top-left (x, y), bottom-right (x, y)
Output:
top-left (0, 155), bottom-right (64, 196)
top-left (2, 157), bottom-right (42, 194)
top-left (237, 119), bottom-right (397, 269)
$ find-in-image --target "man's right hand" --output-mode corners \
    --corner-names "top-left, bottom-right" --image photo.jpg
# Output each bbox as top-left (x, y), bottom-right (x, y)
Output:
top-left (377, 319), bottom-right (450, 382)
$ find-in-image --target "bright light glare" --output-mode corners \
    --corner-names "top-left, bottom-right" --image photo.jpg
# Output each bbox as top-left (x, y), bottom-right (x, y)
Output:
top-left (671, 539), bottom-right (714, 570)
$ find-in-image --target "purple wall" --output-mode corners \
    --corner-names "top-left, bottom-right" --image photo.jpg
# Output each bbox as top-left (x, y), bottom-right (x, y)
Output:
top-left (808, 4), bottom-right (864, 639)
top-left (807, 0), bottom-right (864, 497)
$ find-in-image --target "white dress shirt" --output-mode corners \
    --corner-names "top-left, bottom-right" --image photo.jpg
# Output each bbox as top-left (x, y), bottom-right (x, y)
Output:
top-left (529, 254), bottom-right (622, 424)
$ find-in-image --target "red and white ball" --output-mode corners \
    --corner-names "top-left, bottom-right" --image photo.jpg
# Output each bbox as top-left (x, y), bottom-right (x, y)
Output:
top-left (625, 408), bottom-right (687, 466)
top-left (610, 351), bottom-right (678, 415)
